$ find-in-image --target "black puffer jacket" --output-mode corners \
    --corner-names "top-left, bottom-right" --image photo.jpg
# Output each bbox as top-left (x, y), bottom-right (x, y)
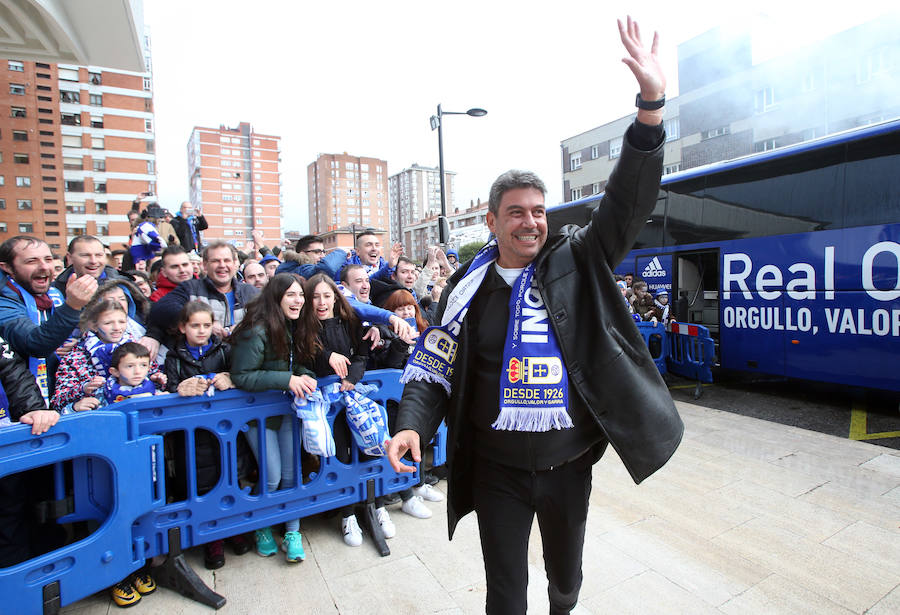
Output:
top-left (164, 336), bottom-right (231, 389)
top-left (312, 318), bottom-right (369, 385)
top-left (397, 123), bottom-right (684, 539)
top-left (0, 336), bottom-right (48, 422)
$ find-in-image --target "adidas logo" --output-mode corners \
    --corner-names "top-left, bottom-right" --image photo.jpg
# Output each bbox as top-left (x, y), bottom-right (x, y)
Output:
top-left (642, 257), bottom-right (667, 278)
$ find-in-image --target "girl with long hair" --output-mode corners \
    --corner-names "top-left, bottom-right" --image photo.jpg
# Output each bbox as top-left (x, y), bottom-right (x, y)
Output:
top-left (229, 273), bottom-right (316, 564)
top-left (298, 273), bottom-right (384, 547)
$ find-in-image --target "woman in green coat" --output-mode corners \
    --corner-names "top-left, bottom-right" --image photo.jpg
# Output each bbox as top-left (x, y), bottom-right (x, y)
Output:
top-left (230, 273), bottom-right (317, 563)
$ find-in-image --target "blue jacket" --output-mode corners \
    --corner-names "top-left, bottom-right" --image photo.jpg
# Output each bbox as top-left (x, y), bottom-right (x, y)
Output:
top-left (0, 271), bottom-right (80, 385)
top-left (275, 248), bottom-right (347, 279)
top-left (340, 251), bottom-right (394, 282)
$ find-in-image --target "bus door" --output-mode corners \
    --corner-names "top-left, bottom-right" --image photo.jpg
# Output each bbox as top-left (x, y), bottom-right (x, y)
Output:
top-left (673, 250), bottom-right (720, 361)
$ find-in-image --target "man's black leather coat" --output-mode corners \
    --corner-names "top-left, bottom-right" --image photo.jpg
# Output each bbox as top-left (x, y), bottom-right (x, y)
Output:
top-left (397, 125), bottom-right (684, 538)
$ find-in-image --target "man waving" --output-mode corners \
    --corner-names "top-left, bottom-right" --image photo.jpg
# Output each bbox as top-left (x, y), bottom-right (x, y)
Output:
top-left (387, 17), bottom-right (683, 614)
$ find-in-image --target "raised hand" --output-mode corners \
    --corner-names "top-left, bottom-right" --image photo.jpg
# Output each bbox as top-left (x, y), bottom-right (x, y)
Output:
top-left (618, 16), bottom-right (666, 122)
top-left (389, 315), bottom-right (418, 344)
top-left (389, 242), bottom-right (403, 267)
top-left (65, 273), bottom-right (99, 310)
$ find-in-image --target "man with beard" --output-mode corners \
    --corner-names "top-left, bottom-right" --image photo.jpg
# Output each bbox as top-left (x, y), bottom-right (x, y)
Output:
top-left (150, 246), bottom-right (195, 301)
top-left (52, 235), bottom-right (122, 296)
top-left (0, 236), bottom-right (97, 397)
top-left (241, 261), bottom-right (268, 290)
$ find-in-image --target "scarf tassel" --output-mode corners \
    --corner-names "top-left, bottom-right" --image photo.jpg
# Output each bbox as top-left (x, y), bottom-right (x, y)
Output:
top-left (400, 365), bottom-right (451, 396)
top-left (492, 407), bottom-right (574, 432)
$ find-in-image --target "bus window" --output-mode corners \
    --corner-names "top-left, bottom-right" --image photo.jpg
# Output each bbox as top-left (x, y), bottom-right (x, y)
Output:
top-left (662, 178), bottom-right (707, 245)
top-left (702, 148), bottom-right (843, 238)
top-left (842, 132), bottom-right (900, 228)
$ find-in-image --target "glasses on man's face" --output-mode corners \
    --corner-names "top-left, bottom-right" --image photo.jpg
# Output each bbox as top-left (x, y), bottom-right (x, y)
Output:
top-left (304, 249), bottom-right (326, 255)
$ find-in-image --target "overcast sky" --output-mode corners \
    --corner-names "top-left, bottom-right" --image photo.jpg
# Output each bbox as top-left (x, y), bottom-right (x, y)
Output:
top-left (143, 0), bottom-right (896, 235)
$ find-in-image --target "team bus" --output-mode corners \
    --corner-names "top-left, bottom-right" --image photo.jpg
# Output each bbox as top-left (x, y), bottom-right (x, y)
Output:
top-left (549, 118), bottom-right (900, 392)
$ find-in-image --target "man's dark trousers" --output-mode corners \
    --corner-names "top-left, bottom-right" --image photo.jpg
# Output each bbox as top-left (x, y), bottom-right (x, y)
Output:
top-left (473, 450), bottom-right (593, 615)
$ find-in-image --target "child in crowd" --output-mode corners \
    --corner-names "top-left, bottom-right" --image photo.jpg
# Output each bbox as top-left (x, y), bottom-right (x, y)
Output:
top-left (165, 301), bottom-right (233, 397)
top-left (100, 341), bottom-right (165, 607)
top-left (650, 289), bottom-right (671, 322)
top-left (299, 273), bottom-right (389, 546)
top-left (125, 270), bottom-right (154, 299)
top-left (164, 301), bottom-right (247, 569)
top-left (93, 278), bottom-right (151, 340)
top-left (51, 300), bottom-right (163, 413)
top-left (103, 342), bottom-right (163, 404)
top-left (230, 274), bottom-right (317, 564)
top-left (376, 290), bottom-right (443, 514)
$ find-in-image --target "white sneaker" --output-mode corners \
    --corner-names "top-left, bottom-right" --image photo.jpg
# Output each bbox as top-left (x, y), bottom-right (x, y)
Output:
top-left (401, 495), bottom-right (432, 519)
top-left (413, 483), bottom-right (445, 502)
top-left (375, 507), bottom-right (396, 539)
top-left (341, 515), bottom-right (363, 547)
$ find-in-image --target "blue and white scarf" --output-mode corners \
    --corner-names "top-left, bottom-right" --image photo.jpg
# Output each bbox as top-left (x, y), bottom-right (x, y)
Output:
top-left (131, 221), bottom-right (166, 263)
top-left (7, 278), bottom-right (64, 404)
top-left (104, 377), bottom-right (156, 404)
top-left (401, 240), bottom-right (572, 432)
top-left (293, 382), bottom-right (388, 456)
top-left (84, 330), bottom-right (133, 378)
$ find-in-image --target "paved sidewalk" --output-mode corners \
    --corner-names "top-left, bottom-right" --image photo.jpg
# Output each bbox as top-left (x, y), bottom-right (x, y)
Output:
top-left (61, 401), bottom-right (900, 614)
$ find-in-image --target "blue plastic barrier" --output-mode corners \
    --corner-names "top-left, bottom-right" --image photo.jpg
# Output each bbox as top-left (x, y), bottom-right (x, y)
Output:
top-left (2, 368), bottom-right (434, 614)
top-left (666, 322), bottom-right (716, 384)
top-left (0, 412), bottom-right (163, 615)
top-left (636, 321), bottom-right (668, 375)
top-left (431, 422), bottom-right (448, 467)
top-left (127, 369), bottom-right (419, 559)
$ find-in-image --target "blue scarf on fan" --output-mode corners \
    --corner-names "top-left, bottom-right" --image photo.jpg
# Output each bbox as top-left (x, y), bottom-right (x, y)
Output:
top-left (104, 377), bottom-right (156, 404)
top-left (400, 240), bottom-right (572, 432)
top-left (83, 330), bottom-right (133, 378)
top-left (7, 278), bottom-right (64, 404)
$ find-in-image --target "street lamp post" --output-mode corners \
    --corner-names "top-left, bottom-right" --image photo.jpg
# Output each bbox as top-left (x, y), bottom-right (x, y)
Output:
top-left (430, 104), bottom-right (487, 245)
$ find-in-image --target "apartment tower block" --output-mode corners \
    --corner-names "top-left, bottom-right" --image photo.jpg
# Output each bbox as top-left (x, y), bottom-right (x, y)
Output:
top-left (307, 153), bottom-right (389, 237)
top-left (187, 123), bottom-right (283, 250)
top-left (387, 163), bottom-right (455, 255)
top-left (0, 31), bottom-right (157, 255)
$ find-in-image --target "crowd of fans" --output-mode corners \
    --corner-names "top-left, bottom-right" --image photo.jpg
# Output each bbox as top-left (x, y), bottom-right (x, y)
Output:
top-left (0, 197), bottom-right (464, 608)
top-left (616, 271), bottom-right (674, 325)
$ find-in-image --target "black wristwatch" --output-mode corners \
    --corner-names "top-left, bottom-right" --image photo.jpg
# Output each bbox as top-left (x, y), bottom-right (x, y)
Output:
top-left (635, 93), bottom-right (665, 110)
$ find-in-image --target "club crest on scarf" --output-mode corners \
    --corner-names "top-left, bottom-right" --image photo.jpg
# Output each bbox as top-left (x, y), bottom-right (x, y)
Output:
top-left (401, 240), bottom-right (572, 432)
